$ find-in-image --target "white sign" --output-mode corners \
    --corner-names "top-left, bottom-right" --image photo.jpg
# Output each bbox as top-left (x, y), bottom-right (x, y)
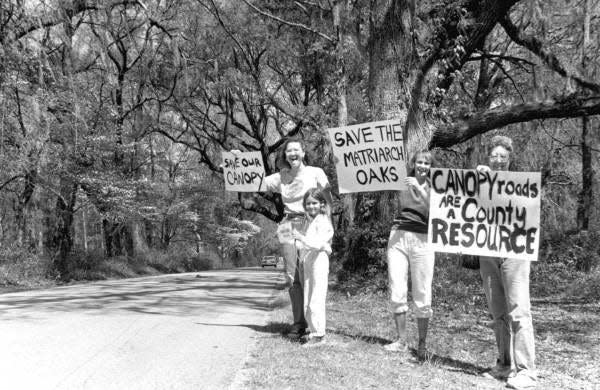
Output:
top-left (221, 151), bottom-right (266, 192)
top-left (428, 168), bottom-right (541, 261)
top-left (327, 119), bottom-right (407, 193)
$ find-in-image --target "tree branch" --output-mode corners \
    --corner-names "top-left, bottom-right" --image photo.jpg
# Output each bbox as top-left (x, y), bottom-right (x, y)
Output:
top-left (241, 0), bottom-right (334, 42)
top-left (500, 15), bottom-right (600, 94)
top-left (429, 94), bottom-right (600, 148)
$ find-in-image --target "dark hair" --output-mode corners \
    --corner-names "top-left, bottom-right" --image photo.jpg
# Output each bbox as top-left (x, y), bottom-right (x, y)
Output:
top-left (407, 150), bottom-right (436, 177)
top-left (302, 188), bottom-right (329, 214)
top-left (277, 138), bottom-right (308, 170)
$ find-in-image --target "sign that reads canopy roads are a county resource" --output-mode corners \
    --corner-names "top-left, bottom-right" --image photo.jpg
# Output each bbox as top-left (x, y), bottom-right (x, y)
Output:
top-left (327, 119), bottom-right (407, 193)
top-left (427, 168), bottom-right (541, 261)
top-left (221, 151), bottom-right (266, 192)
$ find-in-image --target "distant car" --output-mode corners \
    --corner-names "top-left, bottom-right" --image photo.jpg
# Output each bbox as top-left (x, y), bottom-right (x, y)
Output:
top-left (261, 255), bottom-right (277, 268)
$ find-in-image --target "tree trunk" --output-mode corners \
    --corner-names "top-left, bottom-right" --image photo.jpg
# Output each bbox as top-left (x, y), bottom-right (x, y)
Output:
top-left (14, 169), bottom-right (37, 246)
top-left (51, 182), bottom-right (78, 275)
top-left (577, 0), bottom-right (593, 232)
top-left (367, 0), bottom-right (413, 222)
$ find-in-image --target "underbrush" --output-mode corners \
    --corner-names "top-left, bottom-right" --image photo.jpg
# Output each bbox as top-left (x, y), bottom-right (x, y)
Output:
top-left (333, 250), bottom-right (600, 304)
top-left (0, 244), bottom-right (218, 290)
top-left (0, 245), bottom-right (55, 289)
top-left (63, 245), bottom-right (215, 281)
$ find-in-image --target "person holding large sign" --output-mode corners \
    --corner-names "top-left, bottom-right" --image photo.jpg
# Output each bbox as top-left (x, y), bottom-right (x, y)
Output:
top-left (384, 150), bottom-right (436, 361)
top-left (477, 136), bottom-right (537, 390)
top-left (262, 139), bottom-right (333, 340)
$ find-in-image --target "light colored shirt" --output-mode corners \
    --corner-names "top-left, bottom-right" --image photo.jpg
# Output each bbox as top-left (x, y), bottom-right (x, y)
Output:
top-left (299, 214), bottom-right (334, 255)
top-left (263, 166), bottom-right (329, 214)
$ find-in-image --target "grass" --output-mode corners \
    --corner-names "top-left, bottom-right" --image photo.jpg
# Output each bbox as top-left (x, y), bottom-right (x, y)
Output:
top-left (237, 262), bottom-right (600, 390)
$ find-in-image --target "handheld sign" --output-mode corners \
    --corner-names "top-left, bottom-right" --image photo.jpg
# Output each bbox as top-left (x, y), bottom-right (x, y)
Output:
top-left (221, 151), bottom-right (266, 192)
top-left (276, 222), bottom-right (294, 244)
top-left (327, 119), bottom-right (407, 193)
top-left (428, 168), bottom-right (541, 261)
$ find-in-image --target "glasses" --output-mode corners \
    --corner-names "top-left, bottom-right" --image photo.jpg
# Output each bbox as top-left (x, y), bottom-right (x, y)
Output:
top-left (490, 154), bottom-right (509, 161)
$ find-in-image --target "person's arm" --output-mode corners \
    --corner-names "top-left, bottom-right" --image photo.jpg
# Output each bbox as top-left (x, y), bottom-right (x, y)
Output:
top-left (315, 167), bottom-right (334, 216)
top-left (294, 216), bottom-right (333, 252)
top-left (405, 177), bottom-right (429, 205)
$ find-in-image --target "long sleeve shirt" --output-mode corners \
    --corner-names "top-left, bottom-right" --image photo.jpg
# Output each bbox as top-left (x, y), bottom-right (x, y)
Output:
top-left (298, 214), bottom-right (334, 255)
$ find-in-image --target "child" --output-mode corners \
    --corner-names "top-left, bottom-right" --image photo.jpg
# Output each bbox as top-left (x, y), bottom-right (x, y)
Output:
top-left (292, 188), bottom-right (334, 346)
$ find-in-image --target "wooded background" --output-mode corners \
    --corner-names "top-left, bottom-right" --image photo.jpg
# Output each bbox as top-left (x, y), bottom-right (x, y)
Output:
top-left (0, 0), bottom-right (598, 282)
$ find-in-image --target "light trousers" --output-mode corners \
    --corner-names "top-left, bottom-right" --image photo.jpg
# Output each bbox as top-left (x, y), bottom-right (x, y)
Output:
top-left (386, 229), bottom-right (435, 318)
top-left (281, 215), bottom-right (307, 330)
top-left (480, 257), bottom-right (536, 376)
top-left (303, 251), bottom-right (329, 337)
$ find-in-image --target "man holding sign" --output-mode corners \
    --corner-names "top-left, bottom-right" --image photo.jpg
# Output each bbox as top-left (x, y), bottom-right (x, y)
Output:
top-left (429, 136), bottom-right (538, 389)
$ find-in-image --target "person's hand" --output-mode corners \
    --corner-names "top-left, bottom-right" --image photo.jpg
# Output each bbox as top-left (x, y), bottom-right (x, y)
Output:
top-left (292, 229), bottom-right (304, 241)
top-left (476, 165), bottom-right (491, 173)
top-left (230, 149), bottom-right (242, 155)
top-left (405, 177), bottom-right (419, 188)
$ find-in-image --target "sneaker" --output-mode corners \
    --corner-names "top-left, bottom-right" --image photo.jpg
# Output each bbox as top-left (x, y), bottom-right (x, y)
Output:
top-left (303, 336), bottom-right (324, 347)
top-left (285, 327), bottom-right (306, 340)
top-left (506, 372), bottom-right (537, 390)
top-left (482, 364), bottom-right (513, 380)
top-left (384, 340), bottom-right (408, 352)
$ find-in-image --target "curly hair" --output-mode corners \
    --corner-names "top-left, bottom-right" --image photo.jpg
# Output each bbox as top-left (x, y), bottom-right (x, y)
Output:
top-left (407, 150), bottom-right (436, 177)
top-left (488, 135), bottom-right (513, 155)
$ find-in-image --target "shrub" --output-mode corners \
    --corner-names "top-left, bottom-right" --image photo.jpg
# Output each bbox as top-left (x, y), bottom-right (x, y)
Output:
top-left (0, 245), bottom-right (53, 288)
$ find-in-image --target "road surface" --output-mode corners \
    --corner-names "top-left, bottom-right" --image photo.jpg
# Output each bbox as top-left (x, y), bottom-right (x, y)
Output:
top-left (0, 268), bottom-right (284, 390)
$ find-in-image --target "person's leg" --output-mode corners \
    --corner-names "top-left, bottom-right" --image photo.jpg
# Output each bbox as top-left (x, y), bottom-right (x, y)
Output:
top-left (303, 253), bottom-right (315, 335)
top-left (385, 229), bottom-right (409, 351)
top-left (502, 259), bottom-right (536, 388)
top-left (281, 230), bottom-right (306, 334)
top-left (409, 232), bottom-right (435, 360)
top-left (480, 257), bottom-right (512, 375)
top-left (307, 252), bottom-right (329, 338)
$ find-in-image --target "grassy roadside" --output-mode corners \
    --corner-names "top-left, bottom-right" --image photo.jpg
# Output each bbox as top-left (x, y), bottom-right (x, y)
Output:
top-left (237, 263), bottom-right (600, 390)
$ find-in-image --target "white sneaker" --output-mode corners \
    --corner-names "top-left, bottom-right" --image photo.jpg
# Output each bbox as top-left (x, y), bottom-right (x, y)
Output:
top-left (482, 364), bottom-right (513, 380)
top-left (506, 371), bottom-right (537, 389)
top-left (383, 340), bottom-right (408, 352)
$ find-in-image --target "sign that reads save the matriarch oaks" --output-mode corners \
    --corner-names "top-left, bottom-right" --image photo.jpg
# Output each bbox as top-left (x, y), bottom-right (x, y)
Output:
top-left (221, 151), bottom-right (266, 192)
top-left (427, 168), bottom-right (541, 261)
top-left (327, 119), bottom-right (407, 193)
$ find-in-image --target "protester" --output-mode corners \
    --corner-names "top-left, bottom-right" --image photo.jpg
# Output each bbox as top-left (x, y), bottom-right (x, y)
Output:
top-left (292, 188), bottom-right (333, 346)
top-left (477, 135), bottom-right (537, 390)
top-left (262, 139), bottom-right (333, 340)
top-left (384, 150), bottom-right (436, 361)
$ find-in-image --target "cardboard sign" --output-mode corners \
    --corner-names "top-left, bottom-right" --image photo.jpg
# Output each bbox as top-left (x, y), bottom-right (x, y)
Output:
top-left (427, 168), bottom-right (541, 261)
top-left (221, 151), bottom-right (266, 192)
top-left (327, 119), bottom-right (407, 193)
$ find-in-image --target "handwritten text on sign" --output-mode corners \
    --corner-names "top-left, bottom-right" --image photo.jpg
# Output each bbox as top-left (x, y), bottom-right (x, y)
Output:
top-left (221, 151), bottom-right (266, 192)
top-left (327, 119), bottom-right (407, 193)
top-left (427, 169), bottom-right (541, 261)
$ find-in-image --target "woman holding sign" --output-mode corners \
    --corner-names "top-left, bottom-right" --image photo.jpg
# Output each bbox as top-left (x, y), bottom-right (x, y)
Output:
top-left (262, 139), bottom-right (333, 340)
top-left (384, 150), bottom-right (436, 361)
top-left (477, 136), bottom-right (537, 390)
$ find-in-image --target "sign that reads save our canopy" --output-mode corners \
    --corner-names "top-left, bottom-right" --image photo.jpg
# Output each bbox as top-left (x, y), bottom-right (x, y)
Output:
top-left (427, 168), bottom-right (541, 261)
top-left (327, 119), bottom-right (407, 193)
top-left (221, 151), bottom-right (266, 192)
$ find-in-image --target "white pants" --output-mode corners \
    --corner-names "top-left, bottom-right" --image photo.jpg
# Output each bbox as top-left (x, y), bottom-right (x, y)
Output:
top-left (386, 229), bottom-right (435, 318)
top-left (303, 250), bottom-right (329, 337)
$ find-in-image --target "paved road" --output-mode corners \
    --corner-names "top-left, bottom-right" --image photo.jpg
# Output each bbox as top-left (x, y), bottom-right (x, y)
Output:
top-left (0, 268), bottom-right (284, 390)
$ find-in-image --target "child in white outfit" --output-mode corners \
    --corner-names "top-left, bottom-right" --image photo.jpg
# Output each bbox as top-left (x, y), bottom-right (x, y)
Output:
top-left (293, 188), bottom-right (333, 346)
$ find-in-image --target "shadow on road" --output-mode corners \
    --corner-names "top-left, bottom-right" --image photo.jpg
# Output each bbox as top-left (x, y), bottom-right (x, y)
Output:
top-left (0, 269), bottom-right (285, 321)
